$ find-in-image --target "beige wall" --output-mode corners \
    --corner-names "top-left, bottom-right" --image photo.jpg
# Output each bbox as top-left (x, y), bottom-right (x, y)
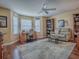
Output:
top-left (0, 7), bottom-right (48, 43)
top-left (0, 7), bottom-right (11, 43)
top-left (51, 8), bottom-right (79, 40)
top-left (42, 16), bottom-right (47, 38)
top-left (36, 17), bottom-right (43, 38)
top-left (35, 16), bottom-right (47, 39)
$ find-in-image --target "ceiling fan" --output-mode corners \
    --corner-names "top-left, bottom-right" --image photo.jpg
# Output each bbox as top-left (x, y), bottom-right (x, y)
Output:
top-left (39, 0), bottom-right (56, 14)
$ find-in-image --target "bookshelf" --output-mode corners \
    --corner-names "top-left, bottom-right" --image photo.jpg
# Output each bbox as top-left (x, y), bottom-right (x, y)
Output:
top-left (46, 19), bottom-right (54, 37)
top-left (73, 14), bottom-right (79, 41)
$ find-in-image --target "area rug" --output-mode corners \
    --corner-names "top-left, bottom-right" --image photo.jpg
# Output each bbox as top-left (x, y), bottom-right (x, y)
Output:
top-left (13, 39), bottom-right (76, 59)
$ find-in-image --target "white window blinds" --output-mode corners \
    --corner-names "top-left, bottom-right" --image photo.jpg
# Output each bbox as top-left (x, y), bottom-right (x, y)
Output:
top-left (12, 16), bottom-right (19, 34)
top-left (21, 19), bottom-right (32, 32)
top-left (35, 17), bottom-right (40, 32)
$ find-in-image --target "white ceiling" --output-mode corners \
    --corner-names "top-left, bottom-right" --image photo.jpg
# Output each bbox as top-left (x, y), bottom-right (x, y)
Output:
top-left (0, 0), bottom-right (79, 16)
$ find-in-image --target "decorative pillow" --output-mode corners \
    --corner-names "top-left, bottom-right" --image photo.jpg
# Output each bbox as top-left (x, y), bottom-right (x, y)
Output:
top-left (55, 28), bottom-right (61, 34)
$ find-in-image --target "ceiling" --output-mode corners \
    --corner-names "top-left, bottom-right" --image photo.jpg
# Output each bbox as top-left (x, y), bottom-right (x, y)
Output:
top-left (0, 0), bottom-right (79, 16)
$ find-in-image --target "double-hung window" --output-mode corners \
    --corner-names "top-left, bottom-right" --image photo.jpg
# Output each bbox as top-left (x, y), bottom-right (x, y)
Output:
top-left (21, 19), bottom-right (32, 32)
top-left (12, 16), bottom-right (19, 34)
top-left (35, 17), bottom-right (40, 32)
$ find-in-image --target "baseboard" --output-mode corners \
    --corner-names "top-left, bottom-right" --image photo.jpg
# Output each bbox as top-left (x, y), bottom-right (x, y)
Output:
top-left (36, 37), bottom-right (47, 40)
top-left (2, 40), bottom-right (18, 46)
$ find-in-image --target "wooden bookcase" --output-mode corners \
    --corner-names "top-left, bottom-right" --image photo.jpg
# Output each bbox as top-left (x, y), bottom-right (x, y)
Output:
top-left (46, 19), bottom-right (54, 37)
top-left (73, 14), bottom-right (79, 41)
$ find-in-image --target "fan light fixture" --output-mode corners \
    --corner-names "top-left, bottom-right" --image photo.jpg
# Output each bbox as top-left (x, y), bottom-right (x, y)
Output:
top-left (39, 0), bottom-right (56, 14)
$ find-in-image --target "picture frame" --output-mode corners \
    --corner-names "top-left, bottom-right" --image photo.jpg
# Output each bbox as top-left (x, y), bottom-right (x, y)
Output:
top-left (58, 20), bottom-right (65, 27)
top-left (0, 16), bottom-right (7, 28)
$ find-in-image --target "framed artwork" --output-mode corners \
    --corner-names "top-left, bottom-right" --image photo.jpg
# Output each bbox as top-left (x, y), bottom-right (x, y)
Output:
top-left (58, 20), bottom-right (65, 27)
top-left (0, 16), bottom-right (7, 28)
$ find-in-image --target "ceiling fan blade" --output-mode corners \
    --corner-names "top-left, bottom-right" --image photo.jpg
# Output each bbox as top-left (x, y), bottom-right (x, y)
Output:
top-left (43, 3), bottom-right (47, 9)
top-left (44, 10), bottom-right (48, 14)
top-left (38, 10), bottom-right (43, 14)
top-left (44, 8), bottom-right (56, 10)
top-left (38, 10), bottom-right (48, 15)
top-left (43, 10), bottom-right (48, 14)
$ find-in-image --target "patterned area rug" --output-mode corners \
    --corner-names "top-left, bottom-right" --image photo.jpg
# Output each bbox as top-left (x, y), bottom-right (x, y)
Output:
top-left (13, 39), bottom-right (76, 59)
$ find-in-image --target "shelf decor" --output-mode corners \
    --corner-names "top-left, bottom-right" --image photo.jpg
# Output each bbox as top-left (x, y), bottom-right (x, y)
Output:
top-left (0, 16), bottom-right (7, 28)
top-left (73, 14), bottom-right (79, 32)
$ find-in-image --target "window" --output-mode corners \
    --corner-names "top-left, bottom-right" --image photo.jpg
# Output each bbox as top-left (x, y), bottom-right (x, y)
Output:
top-left (12, 16), bottom-right (19, 34)
top-left (35, 17), bottom-right (40, 32)
top-left (21, 19), bottom-right (32, 32)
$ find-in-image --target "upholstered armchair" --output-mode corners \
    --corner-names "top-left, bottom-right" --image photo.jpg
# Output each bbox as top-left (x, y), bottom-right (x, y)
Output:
top-left (49, 28), bottom-right (72, 42)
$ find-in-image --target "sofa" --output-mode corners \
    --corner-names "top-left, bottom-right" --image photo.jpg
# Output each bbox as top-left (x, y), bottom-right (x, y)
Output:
top-left (49, 28), bottom-right (72, 42)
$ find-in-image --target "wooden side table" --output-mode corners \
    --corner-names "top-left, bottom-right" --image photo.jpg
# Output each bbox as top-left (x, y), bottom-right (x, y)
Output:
top-left (19, 32), bottom-right (27, 44)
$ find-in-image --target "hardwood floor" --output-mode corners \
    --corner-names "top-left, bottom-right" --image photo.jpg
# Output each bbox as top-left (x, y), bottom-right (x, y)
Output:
top-left (3, 43), bottom-right (17, 59)
top-left (69, 47), bottom-right (79, 59)
top-left (2, 42), bottom-right (79, 59)
top-left (0, 44), bottom-right (2, 59)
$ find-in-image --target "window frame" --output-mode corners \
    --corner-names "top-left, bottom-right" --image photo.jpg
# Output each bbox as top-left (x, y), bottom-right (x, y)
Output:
top-left (21, 19), bottom-right (32, 32)
top-left (12, 15), bottom-right (19, 35)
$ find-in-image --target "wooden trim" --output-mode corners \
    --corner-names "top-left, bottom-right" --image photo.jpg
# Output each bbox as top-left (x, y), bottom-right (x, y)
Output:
top-left (2, 40), bottom-right (18, 46)
top-left (36, 37), bottom-right (46, 40)
top-left (0, 7), bottom-right (10, 11)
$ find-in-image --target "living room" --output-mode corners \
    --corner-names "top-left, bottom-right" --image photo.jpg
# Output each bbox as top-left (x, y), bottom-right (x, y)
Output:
top-left (0, 0), bottom-right (79, 59)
